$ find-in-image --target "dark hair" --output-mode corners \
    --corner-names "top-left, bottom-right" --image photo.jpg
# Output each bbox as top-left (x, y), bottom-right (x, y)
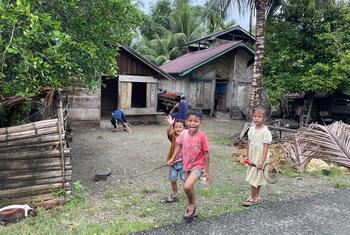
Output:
top-left (174, 119), bottom-right (185, 128)
top-left (186, 110), bottom-right (203, 120)
top-left (252, 107), bottom-right (267, 117)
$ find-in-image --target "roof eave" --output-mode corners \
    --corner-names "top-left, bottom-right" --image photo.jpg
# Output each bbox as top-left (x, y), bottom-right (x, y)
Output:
top-left (120, 45), bottom-right (174, 80)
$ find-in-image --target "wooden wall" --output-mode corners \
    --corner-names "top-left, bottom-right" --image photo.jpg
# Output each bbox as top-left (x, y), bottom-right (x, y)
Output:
top-left (119, 75), bottom-right (158, 114)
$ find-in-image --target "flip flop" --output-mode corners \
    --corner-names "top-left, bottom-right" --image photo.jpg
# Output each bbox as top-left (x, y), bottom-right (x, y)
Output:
top-left (183, 206), bottom-right (196, 219)
top-left (165, 196), bottom-right (178, 203)
top-left (241, 199), bottom-right (258, 207)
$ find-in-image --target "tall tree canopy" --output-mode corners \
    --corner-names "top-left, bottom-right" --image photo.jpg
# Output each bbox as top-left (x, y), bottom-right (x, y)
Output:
top-left (0, 0), bottom-right (141, 99)
top-left (263, 0), bottom-right (350, 104)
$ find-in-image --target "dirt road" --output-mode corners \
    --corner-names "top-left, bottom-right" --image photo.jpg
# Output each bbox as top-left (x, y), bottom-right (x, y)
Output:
top-left (70, 117), bottom-right (349, 227)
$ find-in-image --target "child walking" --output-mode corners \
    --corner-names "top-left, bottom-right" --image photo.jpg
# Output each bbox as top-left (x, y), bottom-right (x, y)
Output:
top-left (165, 116), bottom-right (185, 203)
top-left (242, 107), bottom-right (272, 206)
top-left (167, 110), bottom-right (212, 219)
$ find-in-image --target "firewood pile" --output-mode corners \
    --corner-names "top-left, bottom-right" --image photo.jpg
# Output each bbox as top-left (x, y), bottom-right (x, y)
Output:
top-left (0, 118), bottom-right (72, 205)
top-left (232, 143), bottom-right (286, 172)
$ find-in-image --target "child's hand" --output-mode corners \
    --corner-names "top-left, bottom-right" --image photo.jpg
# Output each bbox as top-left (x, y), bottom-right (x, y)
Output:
top-left (257, 161), bottom-right (264, 170)
top-left (203, 172), bottom-right (213, 183)
top-left (166, 116), bottom-right (175, 126)
top-left (167, 159), bottom-right (174, 166)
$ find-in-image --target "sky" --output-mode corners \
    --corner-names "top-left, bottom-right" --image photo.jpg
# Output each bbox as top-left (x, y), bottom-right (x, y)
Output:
top-left (139, 0), bottom-right (251, 30)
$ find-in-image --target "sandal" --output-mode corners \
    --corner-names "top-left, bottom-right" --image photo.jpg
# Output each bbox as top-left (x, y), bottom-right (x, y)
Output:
top-left (242, 198), bottom-right (258, 207)
top-left (165, 196), bottom-right (178, 203)
top-left (183, 206), bottom-right (196, 219)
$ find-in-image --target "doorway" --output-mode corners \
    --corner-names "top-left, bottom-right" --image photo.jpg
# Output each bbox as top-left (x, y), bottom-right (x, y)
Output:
top-left (215, 80), bottom-right (228, 111)
top-left (101, 76), bottom-right (118, 118)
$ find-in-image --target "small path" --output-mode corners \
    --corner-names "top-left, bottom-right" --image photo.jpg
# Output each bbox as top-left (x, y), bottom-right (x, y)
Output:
top-left (136, 189), bottom-right (350, 235)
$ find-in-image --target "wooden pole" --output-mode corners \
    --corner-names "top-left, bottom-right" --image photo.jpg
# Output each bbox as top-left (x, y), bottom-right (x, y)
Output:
top-left (0, 149), bottom-right (71, 160)
top-left (56, 91), bottom-right (66, 197)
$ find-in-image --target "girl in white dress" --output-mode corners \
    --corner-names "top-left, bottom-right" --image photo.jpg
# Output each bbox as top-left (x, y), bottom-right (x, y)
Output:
top-left (242, 107), bottom-right (272, 206)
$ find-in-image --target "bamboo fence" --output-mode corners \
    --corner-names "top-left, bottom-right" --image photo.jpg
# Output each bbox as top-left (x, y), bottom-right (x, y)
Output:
top-left (0, 102), bottom-right (72, 204)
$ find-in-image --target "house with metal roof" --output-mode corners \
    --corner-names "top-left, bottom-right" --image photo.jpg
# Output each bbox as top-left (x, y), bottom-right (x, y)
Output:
top-left (68, 45), bottom-right (173, 125)
top-left (160, 39), bottom-right (255, 118)
top-left (187, 25), bottom-right (255, 52)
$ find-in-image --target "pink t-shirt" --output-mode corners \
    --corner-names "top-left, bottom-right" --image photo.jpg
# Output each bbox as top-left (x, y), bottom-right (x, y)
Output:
top-left (176, 130), bottom-right (209, 171)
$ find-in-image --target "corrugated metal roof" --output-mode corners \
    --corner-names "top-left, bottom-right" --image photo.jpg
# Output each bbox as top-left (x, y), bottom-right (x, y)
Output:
top-left (160, 41), bottom-right (254, 76)
top-left (186, 25), bottom-right (256, 45)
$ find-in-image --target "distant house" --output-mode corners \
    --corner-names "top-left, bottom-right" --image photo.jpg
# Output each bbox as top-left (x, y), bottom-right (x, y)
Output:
top-left (68, 45), bottom-right (173, 125)
top-left (160, 37), bottom-right (255, 118)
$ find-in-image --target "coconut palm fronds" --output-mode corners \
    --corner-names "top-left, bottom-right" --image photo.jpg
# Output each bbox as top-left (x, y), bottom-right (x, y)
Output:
top-left (281, 132), bottom-right (314, 172)
top-left (303, 121), bottom-right (350, 167)
top-left (281, 121), bottom-right (350, 171)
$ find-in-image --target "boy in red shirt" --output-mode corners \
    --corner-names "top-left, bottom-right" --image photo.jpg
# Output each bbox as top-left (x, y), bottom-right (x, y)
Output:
top-left (167, 110), bottom-right (212, 219)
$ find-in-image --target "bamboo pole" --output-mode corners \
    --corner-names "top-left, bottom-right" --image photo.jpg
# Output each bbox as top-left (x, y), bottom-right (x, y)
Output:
top-left (0, 134), bottom-right (62, 148)
top-left (0, 141), bottom-right (63, 152)
top-left (56, 96), bottom-right (66, 197)
top-left (0, 149), bottom-right (71, 160)
top-left (0, 157), bottom-right (71, 171)
top-left (1, 176), bottom-right (73, 190)
top-left (8, 192), bottom-right (71, 204)
top-left (2, 170), bottom-right (72, 181)
top-left (0, 119), bottom-right (58, 135)
top-left (0, 164), bottom-right (73, 176)
top-left (0, 127), bottom-right (61, 142)
top-left (0, 182), bottom-right (70, 197)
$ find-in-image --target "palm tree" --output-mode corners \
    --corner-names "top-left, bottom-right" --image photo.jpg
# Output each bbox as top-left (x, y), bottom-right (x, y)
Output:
top-left (134, 30), bottom-right (187, 65)
top-left (208, 0), bottom-right (284, 112)
top-left (171, 0), bottom-right (206, 45)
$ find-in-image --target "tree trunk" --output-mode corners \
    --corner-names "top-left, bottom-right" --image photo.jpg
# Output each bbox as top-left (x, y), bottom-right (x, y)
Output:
top-left (249, 0), bottom-right (267, 113)
top-left (305, 94), bottom-right (315, 125)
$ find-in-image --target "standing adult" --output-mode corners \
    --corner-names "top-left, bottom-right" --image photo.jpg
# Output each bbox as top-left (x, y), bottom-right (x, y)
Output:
top-left (170, 97), bottom-right (189, 121)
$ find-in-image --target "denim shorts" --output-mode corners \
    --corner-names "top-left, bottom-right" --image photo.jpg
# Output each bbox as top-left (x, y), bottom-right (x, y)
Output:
top-left (169, 161), bottom-right (185, 181)
top-left (185, 168), bottom-right (203, 178)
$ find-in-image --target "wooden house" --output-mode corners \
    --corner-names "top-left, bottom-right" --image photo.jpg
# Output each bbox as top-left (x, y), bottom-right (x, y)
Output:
top-left (160, 40), bottom-right (255, 118)
top-left (68, 45), bottom-right (173, 125)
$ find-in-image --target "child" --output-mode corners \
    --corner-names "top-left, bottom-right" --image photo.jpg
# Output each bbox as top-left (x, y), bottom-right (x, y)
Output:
top-left (165, 116), bottom-right (185, 203)
top-left (167, 110), bottom-right (212, 219)
top-left (242, 107), bottom-right (272, 206)
top-left (111, 109), bottom-right (131, 133)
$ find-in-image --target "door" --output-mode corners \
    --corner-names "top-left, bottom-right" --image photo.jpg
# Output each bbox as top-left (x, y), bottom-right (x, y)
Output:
top-left (101, 76), bottom-right (118, 117)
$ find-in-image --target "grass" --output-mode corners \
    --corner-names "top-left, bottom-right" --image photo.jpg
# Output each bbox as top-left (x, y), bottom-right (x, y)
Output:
top-left (209, 135), bottom-right (233, 146)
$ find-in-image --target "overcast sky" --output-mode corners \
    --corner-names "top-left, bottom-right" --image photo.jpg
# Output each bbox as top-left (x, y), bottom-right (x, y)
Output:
top-left (139, 0), bottom-right (251, 30)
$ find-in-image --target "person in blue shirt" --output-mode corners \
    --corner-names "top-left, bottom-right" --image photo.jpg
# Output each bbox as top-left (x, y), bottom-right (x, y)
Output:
top-left (111, 109), bottom-right (131, 133)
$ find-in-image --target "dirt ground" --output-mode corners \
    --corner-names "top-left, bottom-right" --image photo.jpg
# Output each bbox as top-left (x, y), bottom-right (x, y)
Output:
top-left (70, 116), bottom-right (350, 227)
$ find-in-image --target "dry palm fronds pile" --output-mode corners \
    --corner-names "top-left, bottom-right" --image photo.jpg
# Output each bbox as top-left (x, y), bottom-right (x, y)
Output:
top-left (232, 144), bottom-right (286, 172)
top-left (281, 121), bottom-right (350, 172)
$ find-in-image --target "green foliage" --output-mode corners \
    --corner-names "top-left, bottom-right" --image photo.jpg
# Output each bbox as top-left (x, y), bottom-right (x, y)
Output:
top-left (264, 0), bottom-right (350, 104)
top-left (139, 0), bottom-right (173, 40)
top-left (135, 30), bottom-right (187, 65)
top-left (0, 0), bottom-right (141, 99)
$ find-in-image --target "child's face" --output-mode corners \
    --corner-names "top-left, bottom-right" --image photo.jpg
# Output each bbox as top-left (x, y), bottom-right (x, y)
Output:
top-left (174, 122), bottom-right (184, 135)
top-left (252, 111), bottom-right (265, 126)
top-left (185, 115), bottom-right (201, 134)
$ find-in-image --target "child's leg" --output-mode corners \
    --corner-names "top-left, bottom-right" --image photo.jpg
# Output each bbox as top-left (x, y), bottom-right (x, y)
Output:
top-left (171, 181), bottom-right (178, 196)
top-left (250, 186), bottom-right (259, 200)
top-left (256, 186), bottom-right (262, 199)
top-left (183, 172), bottom-right (199, 215)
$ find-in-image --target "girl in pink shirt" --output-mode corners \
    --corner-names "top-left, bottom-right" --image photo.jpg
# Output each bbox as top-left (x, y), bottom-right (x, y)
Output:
top-left (167, 110), bottom-right (212, 219)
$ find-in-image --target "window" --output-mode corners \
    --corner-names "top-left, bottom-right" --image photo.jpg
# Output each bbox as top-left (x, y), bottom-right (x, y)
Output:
top-left (131, 82), bottom-right (147, 108)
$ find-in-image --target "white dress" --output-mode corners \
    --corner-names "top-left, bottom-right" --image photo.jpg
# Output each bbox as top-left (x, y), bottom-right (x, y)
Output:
top-left (245, 125), bottom-right (272, 187)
